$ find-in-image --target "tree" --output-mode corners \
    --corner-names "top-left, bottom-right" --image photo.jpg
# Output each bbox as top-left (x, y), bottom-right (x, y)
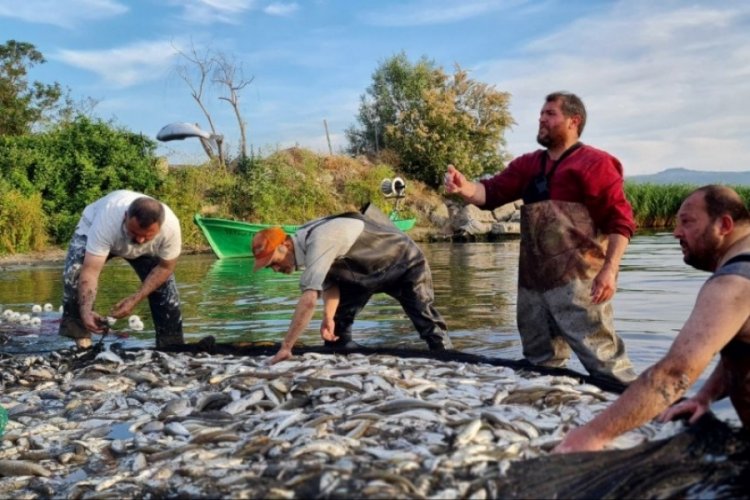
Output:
top-left (214, 53), bottom-right (253, 161)
top-left (174, 43), bottom-right (225, 168)
top-left (174, 42), bottom-right (254, 168)
top-left (0, 116), bottom-right (163, 243)
top-left (0, 40), bottom-right (74, 135)
top-left (346, 53), bottom-right (514, 188)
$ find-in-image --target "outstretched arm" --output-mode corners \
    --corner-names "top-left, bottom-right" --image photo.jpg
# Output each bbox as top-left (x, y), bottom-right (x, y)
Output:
top-left (320, 285), bottom-right (340, 342)
top-left (444, 165), bottom-right (486, 206)
top-left (657, 358), bottom-right (729, 425)
top-left (555, 275), bottom-right (750, 453)
top-left (110, 258), bottom-right (177, 319)
top-left (270, 289), bottom-right (319, 364)
top-left (78, 252), bottom-right (108, 332)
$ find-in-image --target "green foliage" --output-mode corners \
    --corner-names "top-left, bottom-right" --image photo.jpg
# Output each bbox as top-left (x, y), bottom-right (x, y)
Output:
top-left (0, 40), bottom-right (73, 135)
top-left (0, 186), bottom-right (47, 254)
top-left (341, 163), bottom-right (404, 216)
top-left (156, 166), bottom-right (229, 249)
top-left (0, 116), bottom-right (164, 243)
top-left (239, 148), bottom-right (340, 223)
top-left (346, 53), bottom-right (513, 188)
top-left (624, 183), bottom-right (696, 228)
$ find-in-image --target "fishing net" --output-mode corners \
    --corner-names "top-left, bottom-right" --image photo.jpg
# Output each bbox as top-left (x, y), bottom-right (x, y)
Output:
top-left (16, 338), bottom-right (750, 498)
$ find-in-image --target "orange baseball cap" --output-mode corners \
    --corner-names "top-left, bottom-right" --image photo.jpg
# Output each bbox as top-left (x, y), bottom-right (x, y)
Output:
top-left (252, 227), bottom-right (287, 271)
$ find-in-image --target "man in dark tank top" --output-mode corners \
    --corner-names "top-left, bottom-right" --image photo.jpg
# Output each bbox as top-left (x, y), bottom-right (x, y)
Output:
top-left (556, 184), bottom-right (750, 453)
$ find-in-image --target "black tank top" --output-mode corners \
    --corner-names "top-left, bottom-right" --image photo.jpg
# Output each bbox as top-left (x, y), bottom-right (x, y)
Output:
top-left (714, 253), bottom-right (750, 357)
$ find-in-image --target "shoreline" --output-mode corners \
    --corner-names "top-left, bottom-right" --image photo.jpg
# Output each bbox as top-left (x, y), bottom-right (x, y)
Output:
top-left (0, 246), bottom-right (214, 268)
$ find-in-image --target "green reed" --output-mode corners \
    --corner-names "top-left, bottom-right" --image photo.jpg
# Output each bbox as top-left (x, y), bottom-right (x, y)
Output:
top-left (625, 183), bottom-right (750, 228)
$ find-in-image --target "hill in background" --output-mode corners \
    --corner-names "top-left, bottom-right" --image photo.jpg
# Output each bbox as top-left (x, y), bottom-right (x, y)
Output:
top-left (627, 168), bottom-right (750, 186)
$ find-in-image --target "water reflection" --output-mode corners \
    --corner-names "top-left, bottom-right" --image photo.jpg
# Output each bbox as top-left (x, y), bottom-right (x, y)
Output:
top-left (0, 233), bottom-right (702, 361)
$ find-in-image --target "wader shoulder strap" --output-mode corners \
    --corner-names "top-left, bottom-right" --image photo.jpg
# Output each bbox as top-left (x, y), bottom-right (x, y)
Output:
top-left (540, 142), bottom-right (583, 182)
top-left (721, 253), bottom-right (750, 268)
top-left (303, 212), bottom-right (364, 245)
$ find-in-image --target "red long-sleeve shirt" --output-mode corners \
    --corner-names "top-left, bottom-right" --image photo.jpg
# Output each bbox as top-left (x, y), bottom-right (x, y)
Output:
top-left (480, 144), bottom-right (636, 238)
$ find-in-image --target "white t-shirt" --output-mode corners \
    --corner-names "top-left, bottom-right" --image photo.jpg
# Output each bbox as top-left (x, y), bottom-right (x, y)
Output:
top-left (75, 190), bottom-right (181, 260)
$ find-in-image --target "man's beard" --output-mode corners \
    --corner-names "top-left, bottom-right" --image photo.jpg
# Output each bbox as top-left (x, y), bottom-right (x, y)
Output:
top-left (537, 127), bottom-right (561, 149)
top-left (682, 227), bottom-right (721, 272)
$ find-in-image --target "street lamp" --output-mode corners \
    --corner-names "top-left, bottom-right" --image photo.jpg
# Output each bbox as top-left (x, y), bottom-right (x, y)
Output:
top-left (156, 122), bottom-right (225, 168)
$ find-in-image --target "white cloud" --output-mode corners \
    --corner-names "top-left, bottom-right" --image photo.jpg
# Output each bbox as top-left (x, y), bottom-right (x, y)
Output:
top-left (0, 0), bottom-right (127, 28)
top-left (54, 40), bottom-right (184, 88)
top-left (169, 0), bottom-right (258, 25)
top-left (473, 1), bottom-right (750, 174)
top-left (264, 2), bottom-right (298, 17)
top-left (361, 0), bottom-right (525, 27)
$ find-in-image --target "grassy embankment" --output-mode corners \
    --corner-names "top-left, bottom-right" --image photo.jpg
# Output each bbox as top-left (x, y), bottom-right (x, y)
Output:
top-left (3, 147), bottom-right (748, 257)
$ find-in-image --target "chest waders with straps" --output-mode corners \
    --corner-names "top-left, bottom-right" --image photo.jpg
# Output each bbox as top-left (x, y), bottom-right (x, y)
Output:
top-left (515, 144), bottom-right (635, 384)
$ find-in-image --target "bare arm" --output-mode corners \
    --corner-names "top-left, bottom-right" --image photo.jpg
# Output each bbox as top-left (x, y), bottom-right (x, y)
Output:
top-left (591, 233), bottom-right (629, 304)
top-left (444, 165), bottom-right (487, 206)
top-left (555, 275), bottom-right (750, 453)
top-left (109, 258), bottom-right (177, 319)
top-left (78, 252), bottom-right (108, 332)
top-left (320, 285), bottom-right (340, 342)
top-left (657, 358), bottom-right (729, 425)
top-left (270, 289), bottom-right (319, 364)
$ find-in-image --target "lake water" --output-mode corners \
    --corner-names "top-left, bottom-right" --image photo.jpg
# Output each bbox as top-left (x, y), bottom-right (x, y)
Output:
top-left (0, 232), bottom-right (734, 419)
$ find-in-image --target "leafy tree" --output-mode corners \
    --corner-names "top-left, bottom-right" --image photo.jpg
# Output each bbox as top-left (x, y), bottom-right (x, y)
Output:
top-left (0, 40), bottom-right (73, 135)
top-left (347, 53), bottom-right (514, 188)
top-left (0, 116), bottom-right (164, 243)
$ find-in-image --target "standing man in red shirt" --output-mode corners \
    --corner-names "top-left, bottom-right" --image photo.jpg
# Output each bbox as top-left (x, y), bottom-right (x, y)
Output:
top-left (445, 91), bottom-right (636, 384)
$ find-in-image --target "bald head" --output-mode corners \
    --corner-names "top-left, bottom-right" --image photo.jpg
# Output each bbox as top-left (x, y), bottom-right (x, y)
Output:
top-left (127, 197), bottom-right (165, 228)
top-left (690, 185), bottom-right (750, 225)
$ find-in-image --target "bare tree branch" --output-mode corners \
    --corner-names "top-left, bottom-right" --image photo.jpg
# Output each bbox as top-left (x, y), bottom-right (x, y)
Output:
top-left (172, 40), bottom-right (226, 168)
top-left (213, 53), bottom-right (254, 160)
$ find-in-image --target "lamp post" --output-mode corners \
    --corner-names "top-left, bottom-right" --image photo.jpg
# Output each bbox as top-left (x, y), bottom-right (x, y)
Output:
top-left (156, 122), bottom-right (225, 169)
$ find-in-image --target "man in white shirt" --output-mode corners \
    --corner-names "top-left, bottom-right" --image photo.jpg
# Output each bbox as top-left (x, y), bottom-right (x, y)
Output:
top-left (59, 190), bottom-right (184, 348)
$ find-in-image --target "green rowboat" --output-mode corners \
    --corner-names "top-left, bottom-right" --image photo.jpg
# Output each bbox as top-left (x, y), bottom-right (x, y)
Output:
top-left (194, 213), bottom-right (417, 259)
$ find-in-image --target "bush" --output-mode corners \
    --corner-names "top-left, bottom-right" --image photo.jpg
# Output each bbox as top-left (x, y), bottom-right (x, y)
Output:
top-left (0, 187), bottom-right (47, 254)
top-left (0, 116), bottom-right (164, 244)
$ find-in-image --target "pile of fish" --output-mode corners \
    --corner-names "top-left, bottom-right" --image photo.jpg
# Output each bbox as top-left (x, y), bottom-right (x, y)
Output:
top-left (0, 347), bottom-right (683, 498)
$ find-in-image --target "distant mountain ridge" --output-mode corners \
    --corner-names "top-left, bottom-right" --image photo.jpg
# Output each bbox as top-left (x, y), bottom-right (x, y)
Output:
top-left (626, 168), bottom-right (750, 186)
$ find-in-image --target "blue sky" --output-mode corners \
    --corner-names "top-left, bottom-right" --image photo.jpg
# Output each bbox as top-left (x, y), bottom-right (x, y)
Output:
top-left (0, 0), bottom-right (748, 175)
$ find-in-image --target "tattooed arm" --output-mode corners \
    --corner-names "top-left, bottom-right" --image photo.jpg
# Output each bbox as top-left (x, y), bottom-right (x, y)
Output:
top-left (554, 274), bottom-right (750, 453)
top-left (78, 252), bottom-right (108, 333)
top-left (657, 358), bottom-right (729, 425)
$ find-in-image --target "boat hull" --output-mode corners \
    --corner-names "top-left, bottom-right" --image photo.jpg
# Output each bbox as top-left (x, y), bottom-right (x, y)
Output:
top-left (194, 214), bottom-right (416, 259)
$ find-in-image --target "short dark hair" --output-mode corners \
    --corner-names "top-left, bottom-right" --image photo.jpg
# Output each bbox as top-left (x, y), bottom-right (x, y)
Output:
top-left (127, 197), bottom-right (165, 227)
top-left (694, 185), bottom-right (750, 224)
top-left (546, 91), bottom-right (587, 136)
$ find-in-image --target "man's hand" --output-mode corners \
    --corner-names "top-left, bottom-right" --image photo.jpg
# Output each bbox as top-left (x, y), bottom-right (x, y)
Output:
top-left (320, 317), bottom-right (338, 342)
top-left (81, 311), bottom-right (106, 333)
top-left (591, 264), bottom-right (617, 304)
top-left (552, 426), bottom-right (608, 454)
top-left (269, 347), bottom-right (293, 365)
top-left (110, 295), bottom-right (139, 319)
top-left (444, 165), bottom-right (469, 196)
top-left (657, 398), bottom-right (708, 425)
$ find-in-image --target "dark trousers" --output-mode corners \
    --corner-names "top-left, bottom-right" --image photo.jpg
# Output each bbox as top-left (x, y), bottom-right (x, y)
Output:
top-left (59, 233), bottom-right (184, 347)
top-left (326, 258), bottom-right (452, 350)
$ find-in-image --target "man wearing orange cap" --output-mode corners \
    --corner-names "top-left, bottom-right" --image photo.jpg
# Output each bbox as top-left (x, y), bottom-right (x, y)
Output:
top-left (252, 209), bottom-right (452, 364)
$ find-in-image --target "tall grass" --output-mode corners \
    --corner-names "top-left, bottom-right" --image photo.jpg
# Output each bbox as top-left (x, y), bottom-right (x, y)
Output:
top-left (624, 183), bottom-right (695, 228)
top-left (625, 182), bottom-right (750, 228)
